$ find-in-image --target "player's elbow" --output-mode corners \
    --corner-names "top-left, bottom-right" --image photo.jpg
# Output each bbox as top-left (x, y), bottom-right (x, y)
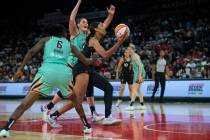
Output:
top-left (27, 49), bottom-right (35, 57)
top-left (102, 54), bottom-right (109, 59)
top-left (69, 17), bottom-right (75, 24)
top-left (101, 52), bottom-right (110, 59)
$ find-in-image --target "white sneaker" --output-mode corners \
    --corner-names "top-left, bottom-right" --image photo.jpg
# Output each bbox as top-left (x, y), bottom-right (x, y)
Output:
top-left (125, 105), bottom-right (135, 111)
top-left (83, 126), bottom-right (92, 134)
top-left (135, 105), bottom-right (146, 110)
top-left (91, 114), bottom-right (104, 123)
top-left (115, 99), bottom-right (122, 107)
top-left (41, 104), bottom-right (51, 122)
top-left (130, 112), bottom-right (135, 118)
top-left (102, 115), bottom-right (122, 125)
top-left (115, 106), bottom-right (121, 113)
top-left (46, 115), bottom-right (63, 128)
top-left (0, 129), bottom-right (10, 138)
top-left (41, 104), bottom-right (48, 112)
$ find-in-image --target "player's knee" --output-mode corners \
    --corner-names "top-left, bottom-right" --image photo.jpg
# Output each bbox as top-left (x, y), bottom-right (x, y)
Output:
top-left (69, 93), bottom-right (81, 104)
top-left (74, 95), bottom-right (83, 103)
top-left (76, 96), bottom-right (84, 103)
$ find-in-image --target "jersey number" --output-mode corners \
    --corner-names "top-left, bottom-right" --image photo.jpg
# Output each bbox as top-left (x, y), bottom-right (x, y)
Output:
top-left (57, 41), bottom-right (63, 48)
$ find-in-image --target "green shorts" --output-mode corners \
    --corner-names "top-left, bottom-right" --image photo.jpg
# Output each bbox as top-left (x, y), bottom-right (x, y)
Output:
top-left (133, 70), bottom-right (146, 83)
top-left (30, 63), bottom-right (73, 98)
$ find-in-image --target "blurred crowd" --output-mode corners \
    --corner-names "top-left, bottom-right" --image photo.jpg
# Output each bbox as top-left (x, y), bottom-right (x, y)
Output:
top-left (0, 15), bottom-right (210, 82)
top-left (95, 15), bottom-right (210, 80)
top-left (0, 30), bottom-right (42, 82)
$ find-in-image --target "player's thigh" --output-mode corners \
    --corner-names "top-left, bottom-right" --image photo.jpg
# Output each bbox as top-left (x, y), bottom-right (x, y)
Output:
top-left (74, 73), bottom-right (89, 99)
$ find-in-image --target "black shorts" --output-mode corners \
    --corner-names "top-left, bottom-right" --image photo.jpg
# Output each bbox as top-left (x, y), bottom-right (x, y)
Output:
top-left (72, 62), bottom-right (94, 97)
top-left (73, 62), bottom-right (91, 81)
top-left (120, 74), bottom-right (133, 85)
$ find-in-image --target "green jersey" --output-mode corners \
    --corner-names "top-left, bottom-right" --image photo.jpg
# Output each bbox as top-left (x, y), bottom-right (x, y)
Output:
top-left (33, 36), bottom-right (73, 98)
top-left (67, 32), bottom-right (87, 65)
top-left (131, 53), bottom-right (146, 81)
top-left (43, 36), bottom-right (71, 65)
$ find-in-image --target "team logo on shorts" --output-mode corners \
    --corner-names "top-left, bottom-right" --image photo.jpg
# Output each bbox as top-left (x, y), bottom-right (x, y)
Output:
top-left (188, 83), bottom-right (204, 95)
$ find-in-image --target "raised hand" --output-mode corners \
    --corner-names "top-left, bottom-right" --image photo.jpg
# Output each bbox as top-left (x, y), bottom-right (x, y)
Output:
top-left (136, 76), bottom-right (143, 84)
top-left (78, 0), bottom-right (82, 4)
top-left (107, 5), bottom-right (115, 15)
top-left (13, 69), bottom-right (24, 81)
top-left (118, 32), bottom-right (129, 44)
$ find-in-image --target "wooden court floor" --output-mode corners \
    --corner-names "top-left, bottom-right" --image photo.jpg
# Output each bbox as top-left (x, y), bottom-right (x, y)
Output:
top-left (0, 100), bottom-right (210, 140)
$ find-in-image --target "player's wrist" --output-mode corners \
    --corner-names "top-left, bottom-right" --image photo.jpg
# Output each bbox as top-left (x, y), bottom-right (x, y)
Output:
top-left (109, 12), bottom-right (115, 16)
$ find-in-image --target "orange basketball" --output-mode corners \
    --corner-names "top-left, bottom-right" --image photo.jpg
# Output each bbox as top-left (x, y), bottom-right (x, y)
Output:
top-left (114, 24), bottom-right (130, 39)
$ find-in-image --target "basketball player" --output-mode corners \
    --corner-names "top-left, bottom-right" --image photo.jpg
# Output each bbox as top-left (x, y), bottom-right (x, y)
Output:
top-left (115, 49), bottom-right (134, 107)
top-left (127, 43), bottom-right (146, 110)
top-left (0, 24), bottom-right (93, 138)
top-left (47, 23), bottom-right (128, 126)
top-left (41, 0), bottom-right (115, 123)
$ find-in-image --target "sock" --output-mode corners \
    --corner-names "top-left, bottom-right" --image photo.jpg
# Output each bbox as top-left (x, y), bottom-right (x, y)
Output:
top-left (130, 101), bottom-right (134, 106)
top-left (47, 102), bottom-right (54, 110)
top-left (81, 116), bottom-right (91, 128)
top-left (57, 91), bottom-right (64, 99)
top-left (50, 111), bottom-right (60, 119)
top-left (140, 102), bottom-right (144, 106)
top-left (90, 106), bottom-right (96, 116)
top-left (4, 118), bottom-right (16, 131)
top-left (118, 97), bottom-right (122, 100)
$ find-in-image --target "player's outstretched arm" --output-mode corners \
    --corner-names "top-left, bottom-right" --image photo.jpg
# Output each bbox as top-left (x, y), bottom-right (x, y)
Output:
top-left (69, 0), bottom-right (82, 37)
top-left (103, 5), bottom-right (115, 29)
top-left (89, 33), bottom-right (127, 59)
top-left (14, 37), bottom-right (50, 80)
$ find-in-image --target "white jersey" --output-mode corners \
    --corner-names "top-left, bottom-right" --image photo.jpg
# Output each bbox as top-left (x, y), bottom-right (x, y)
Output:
top-left (156, 58), bottom-right (167, 73)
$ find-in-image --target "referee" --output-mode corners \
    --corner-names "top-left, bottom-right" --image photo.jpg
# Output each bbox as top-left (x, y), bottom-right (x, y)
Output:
top-left (151, 50), bottom-right (169, 103)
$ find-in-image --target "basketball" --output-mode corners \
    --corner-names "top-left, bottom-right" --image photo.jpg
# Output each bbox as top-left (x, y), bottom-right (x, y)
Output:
top-left (114, 24), bottom-right (130, 39)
